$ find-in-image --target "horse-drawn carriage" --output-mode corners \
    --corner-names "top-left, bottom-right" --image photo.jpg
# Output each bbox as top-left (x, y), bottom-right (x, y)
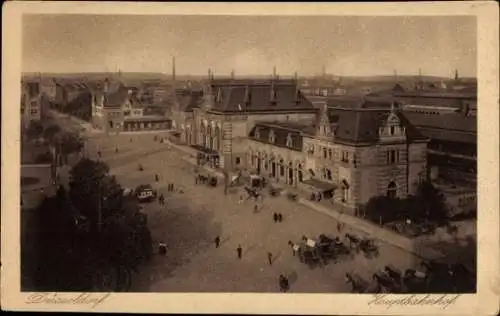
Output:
top-left (135, 184), bottom-right (157, 203)
top-left (344, 233), bottom-right (379, 257)
top-left (196, 173), bottom-right (218, 187)
top-left (298, 243), bottom-right (323, 268)
top-left (296, 234), bottom-right (352, 266)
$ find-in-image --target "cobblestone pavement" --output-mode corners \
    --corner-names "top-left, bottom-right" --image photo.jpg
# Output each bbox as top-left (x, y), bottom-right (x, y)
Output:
top-left (84, 134), bottom-right (421, 293)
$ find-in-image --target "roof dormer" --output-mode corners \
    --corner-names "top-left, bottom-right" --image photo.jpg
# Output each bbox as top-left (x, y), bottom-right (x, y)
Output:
top-left (379, 104), bottom-right (406, 142)
top-left (269, 129), bottom-right (276, 144)
top-left (317, 103), bottom-right (333, 138)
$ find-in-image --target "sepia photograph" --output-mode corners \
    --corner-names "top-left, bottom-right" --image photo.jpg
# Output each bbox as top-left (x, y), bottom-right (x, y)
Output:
top-left (2, 2), bottom-right (499, 315)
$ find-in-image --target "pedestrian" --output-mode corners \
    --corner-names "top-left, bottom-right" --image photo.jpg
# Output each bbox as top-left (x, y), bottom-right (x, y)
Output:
top-left (237, 245), bottom-right (242, 259)
top-left (214, 236), bottom-right (221, 248)
top-left (273, 212), bottom-right (278, 223)
top-left (279, 274), bottom-right (286, 292)
top-left (336, 221), bottom-right (342, 233)
top-left (289, 240), bottom-right (300, 256)
top-left (115, 147), bottom-right (118, 154)
top-left (282, 276), bottom-right (290, 292)
top-left (267, 252), bottom-right (273, 265)
top-left (238, 194), bottom-right (244, 204)
top-left (278, 213), bottom-right (283, 222)
top-left (254, 202), bottom-right (259, 213)
top-left (155, 174), bottom-right (159, 182)
top-left (97, 150), bottom-right (102, 158)
top-left (158, 241), bottom-right (167, 255)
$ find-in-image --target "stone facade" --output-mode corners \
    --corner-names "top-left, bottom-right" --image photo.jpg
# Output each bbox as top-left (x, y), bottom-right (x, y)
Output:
top-left (169, 77), bottom-right (428, 215)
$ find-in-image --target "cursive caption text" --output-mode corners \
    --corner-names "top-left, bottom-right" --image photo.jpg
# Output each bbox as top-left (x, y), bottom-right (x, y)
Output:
top-left (26, 292), bottom-right (111, 308)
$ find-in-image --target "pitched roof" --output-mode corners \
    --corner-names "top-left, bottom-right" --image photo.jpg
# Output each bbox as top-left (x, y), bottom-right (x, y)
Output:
top-left (248, 121), bottom-right (306, 152)
top-left (417, 127), bottom-right (477, 144)
top-left (103, 87), bottom-right (129, 108)
top-left (208, 80), bottom-right (315, 113)
top-left (327, 108), bottom-right (428, 145)
top-left (402, 111), bottom-right (477, 133)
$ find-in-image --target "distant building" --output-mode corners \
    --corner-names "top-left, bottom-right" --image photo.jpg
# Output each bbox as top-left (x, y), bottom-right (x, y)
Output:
top-left (21, 80), bottom-right (46, 124)
top-left (90, 78), bottom-right (171, 133)
top-left (170, 72), bottom-right (428, 214)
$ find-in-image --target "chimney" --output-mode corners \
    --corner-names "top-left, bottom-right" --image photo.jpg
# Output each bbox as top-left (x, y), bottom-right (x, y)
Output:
top-left (216, 87), bottom-right (222, 103)
top-left (270, 82), bottom-right (277, 105)
top-left (104, 78), bottom-right (109, 94)
top-left (231, 69), bottom-right (235, 80)
top-left (295, 87), bottom-right (301, 106)
top-left (455, 69), bottom-right (459, 82)
top-left (461, 102), bottom-right (470, 116)
top-left (273, 66), bottom-right (277, 80)
top-left (294, 71), bottom-right (298, 83)
top-left (244, 85), bottom-right (251, 106)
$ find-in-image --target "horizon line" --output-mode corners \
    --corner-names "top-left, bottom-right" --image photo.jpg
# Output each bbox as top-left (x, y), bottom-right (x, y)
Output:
top-left (21, 71), bottom-right (476, 79)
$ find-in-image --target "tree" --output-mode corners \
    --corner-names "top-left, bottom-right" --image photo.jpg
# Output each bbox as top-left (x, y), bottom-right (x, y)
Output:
top-left (43, 124), bottom-right (62, 142)
top-left (67, 158), bottom-right (152, 291)
top-left (69, 158), bottom-right (121, 230)
top-left (34, 151), bottom-right (53, 164)
top-left (414, 181), bottom-right (449, 225)
top-left (364, 195), bottom-right (404, 224)
top-left (52, 131), bottom-right (84, 165)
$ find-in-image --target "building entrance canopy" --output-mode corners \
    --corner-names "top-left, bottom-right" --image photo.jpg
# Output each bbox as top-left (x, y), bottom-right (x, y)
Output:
top-left (302, 178), bottom-right (338, 193)
top-left (190, 144), bottom-right (219, 156)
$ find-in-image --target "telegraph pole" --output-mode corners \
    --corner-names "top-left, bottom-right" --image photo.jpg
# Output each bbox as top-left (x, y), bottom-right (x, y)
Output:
top-left (97, 183), bottom-right (103, 233)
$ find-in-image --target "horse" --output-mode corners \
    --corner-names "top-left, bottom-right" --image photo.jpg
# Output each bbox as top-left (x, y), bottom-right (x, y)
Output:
top-left (403, 269), bottom-right (428, 293)
top-left (384, 265), bottom-right (402, 282)
top-left (372, 273), bottom-right (397, 293)
top-left (345, 273), bottom-right (366, 293)
top-left (244, 186), bottom-right (261, 201)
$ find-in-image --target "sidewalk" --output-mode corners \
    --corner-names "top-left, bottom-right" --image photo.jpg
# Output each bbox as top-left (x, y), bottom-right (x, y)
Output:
top-left (161, 139), bottom-right (445, 261)
top-left (298, 199), bottom-right (444, 261)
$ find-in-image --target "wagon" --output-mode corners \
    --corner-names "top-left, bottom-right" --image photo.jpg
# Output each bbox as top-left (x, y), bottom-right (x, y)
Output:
top-left (135, 184), bottom-right (157, 203)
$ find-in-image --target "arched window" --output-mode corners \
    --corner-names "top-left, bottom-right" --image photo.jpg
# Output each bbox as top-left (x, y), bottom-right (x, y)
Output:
top-left (286, 133), bottom-right (293, 148)
top-left (298, 164), bottom-right (303, 182)
top-left (387, 181), bottom-right (397, 199)
top-left (326, 168), bottom-right (332, 180)
top-left (279, 158), bottom-right (285, 177)
top-left (254, 127), bottom-right (260, 139)
top-left (288, 162), bottom-right (294, 184)
top-left (269, 129), bottom-right (276, 144)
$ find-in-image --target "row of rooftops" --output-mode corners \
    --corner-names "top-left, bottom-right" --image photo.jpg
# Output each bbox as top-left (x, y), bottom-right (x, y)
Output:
top-left (248, 106), bottom-right (428, 147)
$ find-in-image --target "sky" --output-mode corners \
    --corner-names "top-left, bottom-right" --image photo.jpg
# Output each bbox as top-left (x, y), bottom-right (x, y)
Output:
top-left (22, 15), bottom-right (477, 77)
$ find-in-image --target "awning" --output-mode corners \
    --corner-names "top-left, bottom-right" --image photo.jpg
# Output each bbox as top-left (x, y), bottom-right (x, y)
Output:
top-left (302, 179), bottom-right (337, 192)
top-left (190, 145), bottom-right (219, 155)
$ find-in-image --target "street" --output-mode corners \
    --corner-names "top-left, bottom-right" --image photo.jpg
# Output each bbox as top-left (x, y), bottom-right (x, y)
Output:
top-left (83, 134), bottom-right (420, 293)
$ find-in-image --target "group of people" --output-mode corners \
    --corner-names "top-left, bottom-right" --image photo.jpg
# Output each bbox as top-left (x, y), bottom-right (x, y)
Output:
top-left (272, 212), bottom-right (284, 223)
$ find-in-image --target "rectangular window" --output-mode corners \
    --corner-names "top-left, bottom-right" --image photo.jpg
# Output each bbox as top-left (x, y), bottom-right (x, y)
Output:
top-left (235, 157), bottom-right (241, 165)
top-left (323, 147), bottom-right (327, 159)
top-left (341, 151), bottom-right (349, 163)
top-left (328, 148), bottom-right (333, 160)
top-left (30, 109), bottom-right (38, 115)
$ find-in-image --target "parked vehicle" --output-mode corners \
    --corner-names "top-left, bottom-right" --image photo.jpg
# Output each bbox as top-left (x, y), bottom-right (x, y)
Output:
top-left (135, 184), bottom-right (157, 203)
